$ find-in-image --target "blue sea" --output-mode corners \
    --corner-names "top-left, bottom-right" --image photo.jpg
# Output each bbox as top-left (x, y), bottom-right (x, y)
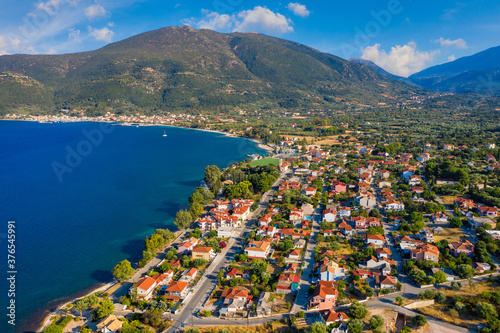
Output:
top-left (0, 121), bottom-right (265, 332)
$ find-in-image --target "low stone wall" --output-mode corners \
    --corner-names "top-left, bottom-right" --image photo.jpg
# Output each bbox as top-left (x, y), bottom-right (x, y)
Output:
top-left (404, 300), bottom-right (435, 310)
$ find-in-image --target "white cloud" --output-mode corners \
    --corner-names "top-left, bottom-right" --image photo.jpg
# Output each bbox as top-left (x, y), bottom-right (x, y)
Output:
top-left (88, 26), bottom-right (114, 43)
top-left (287, 3), bottom-right (310, 17)
top-left (361, 42), bottom-right (438, 77)
top-left (47, 47), bottom-right (57, 54)
top-left (85, 5), bottom-right (107, 19)
top-left (432, 37), bottom-right (468, 49)
top-left (196, 10), bottom-right (234, 30)
top-left (185, 6), bottom-right (293, 35)
top-left (34, 0), bottom-right (63, 15)
top-left (235, 6), bottom-right (293, 34)
top-left (448, 55), bottom-right (456, 62)
top-left (68, 28), bottom-right (82, 43)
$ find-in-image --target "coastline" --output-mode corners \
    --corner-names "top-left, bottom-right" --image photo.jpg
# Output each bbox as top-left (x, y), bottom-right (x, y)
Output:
top-left (1, 118), bottom-right (274, 152)
top-left (21, 120), bottom-right (270, 333)
top-left (36, 282), bottom-right (114, 333)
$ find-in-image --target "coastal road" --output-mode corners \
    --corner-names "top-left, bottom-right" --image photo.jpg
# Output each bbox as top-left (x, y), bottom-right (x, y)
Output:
top-left (165, 172), bottom-right (289, 333)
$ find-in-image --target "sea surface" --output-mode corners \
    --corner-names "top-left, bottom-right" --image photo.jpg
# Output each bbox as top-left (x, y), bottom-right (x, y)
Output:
top-left (0, 121), bottom-right (265, 332)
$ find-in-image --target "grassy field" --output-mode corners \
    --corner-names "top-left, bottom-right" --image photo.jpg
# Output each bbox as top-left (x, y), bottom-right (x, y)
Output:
top-left (188, 322), bottom-right (292, 333)
top-left (248, 158), bottom-right (280, 167)
top-left (416, 281), bottom-right (498, 329)
top-left (433, 228), bottom-right (464, 243)
top-left (440, 195), bottom-right (461, 205)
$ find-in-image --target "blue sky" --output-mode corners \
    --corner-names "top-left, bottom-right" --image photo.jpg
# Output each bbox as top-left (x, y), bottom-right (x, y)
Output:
top-left (0, 0), bottom-right (499, 76)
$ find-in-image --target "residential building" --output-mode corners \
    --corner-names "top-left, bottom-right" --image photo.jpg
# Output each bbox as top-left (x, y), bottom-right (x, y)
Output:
top-left (178, 237), bottom-right (200, 254)
top-left (192, 246), bottom-right (215, 261)
top-left (449, 240), bottom-right (474, 257)
top-left (310, 281), bottom-right (339, 310)
top-left (245, 240), bottom-right (272, 259)
top-left (323, 208), bottom-right (337, 222)
top-left (468, 216), bottom-right (496, 230)
top-left (365, 234), bottom-right (385, 247)
top-left (97, 315), bottom-right (123, 333)
top-left (164, 281), bottom-right (189, 300)
top-left (411, 243), bottom-right (440, 262)
top-left (180, 268), bottom-right (198, 282)
top-left (477, 206), bottom-right (498, 218)
top-left (375, 275), bottom-right (396, 289)
top-left (321, 310), bottom-right (348, 325)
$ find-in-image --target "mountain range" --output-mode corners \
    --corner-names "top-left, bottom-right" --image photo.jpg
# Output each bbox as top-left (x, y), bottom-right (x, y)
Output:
top-left (0, 26), bottom-right (425, 115)
top-left (409, 45), bottom-right (500, 96)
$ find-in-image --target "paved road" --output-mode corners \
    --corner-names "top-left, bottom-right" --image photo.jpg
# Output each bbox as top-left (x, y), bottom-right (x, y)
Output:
top-left (166, 172), bottom-right (289, 333)
top-left (291, 207), bottom-right (321, 313)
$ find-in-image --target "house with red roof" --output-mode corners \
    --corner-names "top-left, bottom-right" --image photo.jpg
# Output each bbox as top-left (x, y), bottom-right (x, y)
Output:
top-left (178, 237), bottom-right (200, 254)
top-left (164, 281), bottom-right (189, 300)
top-left (322, 208), bottom-right (337, 222)
top-left (321, 309), bottom-right (348, 325)
top-left (310, 281), bottom-right (339, 310)
top-left (449, 240), bottom-right (474, 257)
top-left (276, 273), bottom-right (301, 294)
top-left (330, 181), bottom-right (347, 194)
top-left (365, 234), bottom-right (385, 247)
top-left (288, 249), bottom-right (301, 261)
top-left (411, 243), bottom-right (440, 262)
top-left (375, 275), bottom-right (397, 289)
top-left (180, 268), bottom-right (198, 282)
top-left (135, 276), bottom-right (157, 300)
top-left (477, 206), bottom-right (498, 218)
top-left (226, 268), bottom-right (244, 279)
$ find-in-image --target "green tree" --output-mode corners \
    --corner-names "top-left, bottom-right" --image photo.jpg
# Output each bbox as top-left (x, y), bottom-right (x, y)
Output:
top-left (84, 294), bottom-right (99, 308)
top-left (433, 270), bottom-right (447, 283)
top-left (174, 209), bottom-right (193, 229)
top-left (456, 264), bottom-right (474, 279)
top-left (349, 301), bottom-right (368, 319)
top-left (308, 321), bottom-right (328, 333)
top-left (409, 267), bottom-right (426, 285)
top-left (145, 234), bottom-right (164, 253)
top-left (204, 165), bottom-right (221, 193)
top-left (396, 295), bottom-right (404, 306)
top-left (112, 260), bottom-right (135, 282)
top-left (189, 201), bottom-right (204, 219)
top-left (74, 299), bottom-right (87, 318)
top-left (370, 315), bottom-right (384, 329)
top-left (347, 319), bottom-right (364, 333)
top-left (477, 302), bottom-right (498, 320)
top-left (94, 298), bottom-right (114, 320)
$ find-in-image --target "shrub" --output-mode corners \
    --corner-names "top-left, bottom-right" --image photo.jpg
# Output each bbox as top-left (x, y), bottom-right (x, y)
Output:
top-left (451, 281), bottom-right (462, 290)
top-left (401, 327), bottom-right (412, 333)
top-left (413, 315), bottom-right (427, 326)
top-left (396, 295), bottom-right (404, 306)
top-left (435, 291), bottom-right (446, 304)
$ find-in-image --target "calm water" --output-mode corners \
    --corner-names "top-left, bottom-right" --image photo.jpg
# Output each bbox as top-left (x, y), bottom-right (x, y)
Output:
top-left (0, 121), bottom-right (265, 332)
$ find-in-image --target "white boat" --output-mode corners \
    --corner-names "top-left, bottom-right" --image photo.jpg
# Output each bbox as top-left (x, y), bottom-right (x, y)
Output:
top-left (163, 130), bottom-right (167, 137)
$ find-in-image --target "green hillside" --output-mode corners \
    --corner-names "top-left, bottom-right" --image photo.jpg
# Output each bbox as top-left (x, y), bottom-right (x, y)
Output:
top-left (0, 26), bottom-right (427, 115)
